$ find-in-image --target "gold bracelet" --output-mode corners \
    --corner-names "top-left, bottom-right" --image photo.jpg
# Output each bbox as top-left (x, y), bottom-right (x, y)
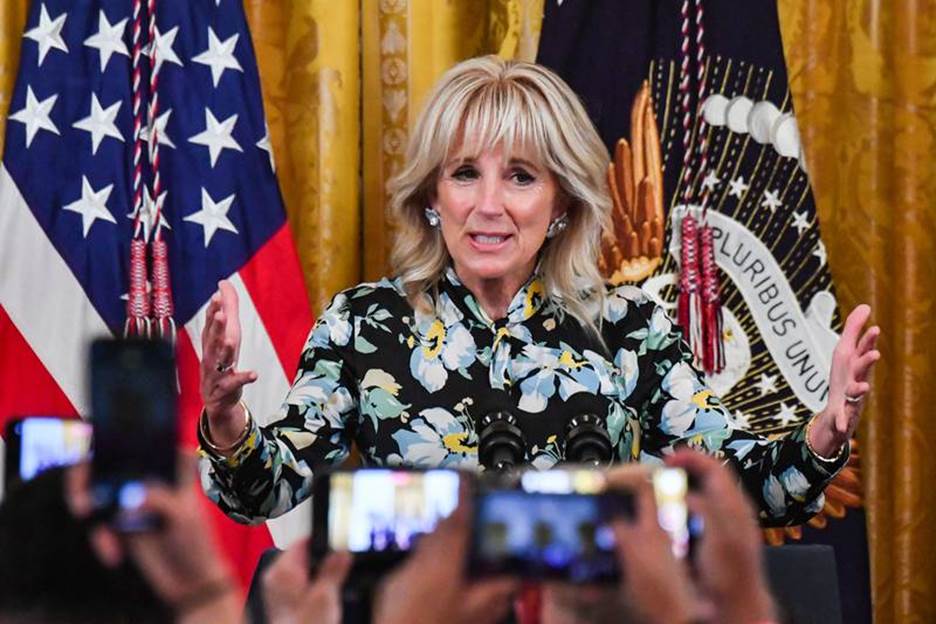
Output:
top-left (804, 416), bottom-right (846, 463)
top-left (200, 401), bottom-right (252, 454)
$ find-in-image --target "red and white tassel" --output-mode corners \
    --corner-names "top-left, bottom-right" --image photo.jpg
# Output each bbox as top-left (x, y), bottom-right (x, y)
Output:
top-left (151, 238), bottom-right (176, 342)
top-left (699, 225), bottom-right (724, 373)
top-left (675, 0), bottom-right (725, 371)
top-left (678, 214), bottom-right (704, 363)
top-left (125, 238), bottom-right (151, 337)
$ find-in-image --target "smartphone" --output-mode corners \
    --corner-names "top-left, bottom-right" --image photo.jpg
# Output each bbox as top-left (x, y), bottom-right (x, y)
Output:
top-left (652, 467), bottom-right (702, 559)
top-left (311, 468), bottom-right (461, 573)
top-left (89, 337), bottom-right (177, 529)
top-left (3, 417), bottom-right (93, 489)
top-left (469, 468), bottom-right (633, 584)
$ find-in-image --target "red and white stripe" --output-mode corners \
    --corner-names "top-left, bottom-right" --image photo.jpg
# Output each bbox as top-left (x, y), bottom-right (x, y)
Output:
top-left (0, 163), bottom-right (314, 588)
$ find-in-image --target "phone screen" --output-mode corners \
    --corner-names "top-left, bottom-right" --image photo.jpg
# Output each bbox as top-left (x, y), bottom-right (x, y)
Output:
top-left (2, 417), bottom-right (93, 490)
top-left (323, 469), bottom-right (460, 554)
top-left (90, 338), bottom-right (177, 517)
top-left (470, 488), bottom-right (630, 583)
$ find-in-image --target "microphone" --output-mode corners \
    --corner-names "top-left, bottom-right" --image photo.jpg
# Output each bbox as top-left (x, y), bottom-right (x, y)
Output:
top-left (478, 410), bottom-right (526, 471)
top-left (564, 413), bottom-right (613, 467)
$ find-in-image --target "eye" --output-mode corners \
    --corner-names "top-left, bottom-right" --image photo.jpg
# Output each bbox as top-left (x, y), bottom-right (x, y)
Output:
top-left (451, 165), bottom-right (479, 181)
top-left (510, 168), bottom-right (536, 186)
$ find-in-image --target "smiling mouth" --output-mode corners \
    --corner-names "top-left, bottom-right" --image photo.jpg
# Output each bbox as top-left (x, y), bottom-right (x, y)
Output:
top-left (470, 233), bottom-right (512, 245)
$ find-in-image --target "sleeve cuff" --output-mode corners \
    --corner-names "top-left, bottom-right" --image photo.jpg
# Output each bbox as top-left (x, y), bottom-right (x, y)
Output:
top-left (796, 421), bottom-right (851, 479)
top-left (197, 407), bottom-right (263, 470)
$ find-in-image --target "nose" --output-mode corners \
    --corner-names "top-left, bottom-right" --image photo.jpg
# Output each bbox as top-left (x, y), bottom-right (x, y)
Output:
top-left (475, 176), bottom-right (505, 217)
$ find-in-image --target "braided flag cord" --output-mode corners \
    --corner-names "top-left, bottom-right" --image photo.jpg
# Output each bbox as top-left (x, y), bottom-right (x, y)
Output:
top-left (125, 0), bottom-right (150, 337)
top-left (124, 0), bottom-right (176, 341)
top-left (146, 0), bottom-right (176, 340)
top-left (676, 0), bottom-right (724, 374)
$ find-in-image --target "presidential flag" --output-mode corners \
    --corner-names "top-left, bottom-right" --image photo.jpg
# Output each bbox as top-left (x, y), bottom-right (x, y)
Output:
top-left (538, 1), bottom-right (870, 622)
top-left (0, 0), bottom-right (314, 589)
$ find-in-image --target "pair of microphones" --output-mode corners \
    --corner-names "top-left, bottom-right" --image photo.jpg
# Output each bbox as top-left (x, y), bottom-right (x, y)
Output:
top-left (477, 410), bottom-right (613, 471)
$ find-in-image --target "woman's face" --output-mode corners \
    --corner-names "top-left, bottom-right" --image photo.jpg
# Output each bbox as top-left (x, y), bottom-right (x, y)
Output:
top-left (433, 145), bottom-right (562, 288)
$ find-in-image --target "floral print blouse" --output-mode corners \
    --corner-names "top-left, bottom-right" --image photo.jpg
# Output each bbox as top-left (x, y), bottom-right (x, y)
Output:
top-left (199, 268), bottom-right (847, 526)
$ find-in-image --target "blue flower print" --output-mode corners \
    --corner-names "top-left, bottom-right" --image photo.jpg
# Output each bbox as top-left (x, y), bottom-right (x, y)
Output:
top-left (407, 293), bottom-right (477, 392)
top-left (312, 292), bottom-right (352, 347)
top-left (512, 342), bottom-right (610, 413)
top-left (659, 361), bottom-right (729, 439)
top-left (391, 407), bottom-right (478, 468)
top-left (359, 369), bottom-right (411, 430)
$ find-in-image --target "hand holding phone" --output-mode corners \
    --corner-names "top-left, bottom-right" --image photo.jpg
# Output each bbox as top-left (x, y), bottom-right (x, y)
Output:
top-left (469, 467), bottom-right (634, 584)
top-left (311, 468), bottom-right (462, 575)
top-left (609, 464), bottom-right (699, 624)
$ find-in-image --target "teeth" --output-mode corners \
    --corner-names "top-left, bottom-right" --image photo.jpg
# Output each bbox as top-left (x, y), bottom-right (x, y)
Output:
top-left (475, 235), bottom-right (506, 244)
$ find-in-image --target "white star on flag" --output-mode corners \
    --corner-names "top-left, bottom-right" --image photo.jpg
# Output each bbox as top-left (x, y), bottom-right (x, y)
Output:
top-left (728, 175), bottom-right (749, 199)
top-left (731, 410), bottom-right (751, 429)
top-left (73, 94), bottom-right (124, 155)
top-left (188, 109), bottom-right (242, 167)
top-left (701, 171), bottom-right (721, 192)
top-left (755, 373), bottom-right (778, 397)
top-left (141, 108), bottom-right (176, 149)
top-left (257, 124), bottom-right (275, 172)
top-left (83, 10), bottom-right (129, 72)
top-left (775, 402), bottom-right (798, 427)
top-left (63, 176), bottom-right (117, 237)
top-left (791, 210), bottom-right (810, 235)
top-left (24, 4), bottom-right (68, 67)
top-left (192, 27), bottom-right (243, 87)
top-left (8, 86), bottom-right (59, 148)
top-left (184, 188), bottom-right (239, 247)
top-left (761, 189), bottom-right (782, 213)
top-left (128, 188), bottom-right (171, 242)
top-left (146, 25), bottom-right (184, 73)
top-left (813, 240), bottom-right (827, 267)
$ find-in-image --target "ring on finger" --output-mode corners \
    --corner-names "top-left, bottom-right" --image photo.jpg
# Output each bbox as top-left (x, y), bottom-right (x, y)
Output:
top-left (216, 361), bottom-right (232, 374)
top-left (844, 394), bottom-right (863, 404)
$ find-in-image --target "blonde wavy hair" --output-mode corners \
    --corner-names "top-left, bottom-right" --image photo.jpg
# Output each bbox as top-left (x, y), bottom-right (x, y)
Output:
top-left (388, 55), bottom-right (612, 337)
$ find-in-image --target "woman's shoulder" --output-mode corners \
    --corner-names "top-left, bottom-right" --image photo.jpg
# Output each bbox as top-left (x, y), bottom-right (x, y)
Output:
top-left (327, 276), bottom-right (409, 315)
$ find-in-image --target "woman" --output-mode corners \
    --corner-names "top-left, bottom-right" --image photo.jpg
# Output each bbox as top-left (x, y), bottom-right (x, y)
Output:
top-left (197, 56), bottom-right (879, 526)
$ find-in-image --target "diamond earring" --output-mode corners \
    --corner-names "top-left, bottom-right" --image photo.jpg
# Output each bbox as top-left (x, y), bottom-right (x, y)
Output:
top-left (424, 207), bottom-right (441, 228)
top-left (546, 213), bottom-right (569, 239)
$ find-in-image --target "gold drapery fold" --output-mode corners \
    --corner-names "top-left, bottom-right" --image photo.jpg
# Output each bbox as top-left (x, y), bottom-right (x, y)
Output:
top-left (245, 0), bottom-right (361, 313)
top-left (0, 1), bottom-right (28, 148)
top-left (778, 2), bottom-right (936, 622)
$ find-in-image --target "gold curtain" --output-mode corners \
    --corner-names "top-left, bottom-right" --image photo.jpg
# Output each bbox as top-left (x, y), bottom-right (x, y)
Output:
top-left (0, 2), bottom-right (27, 147)
top-left (244, 0), bottom-right (361, 313)
top-left (778, 2), bottom-right (936, 622)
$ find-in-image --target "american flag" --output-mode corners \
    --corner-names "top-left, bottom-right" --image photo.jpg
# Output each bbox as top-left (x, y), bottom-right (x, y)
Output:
top-left (0, 0), bottom-right (314, 588)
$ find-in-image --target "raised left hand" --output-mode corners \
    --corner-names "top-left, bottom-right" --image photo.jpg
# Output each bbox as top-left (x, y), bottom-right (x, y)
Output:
top-left (811, 304), bottom-right (881, 456)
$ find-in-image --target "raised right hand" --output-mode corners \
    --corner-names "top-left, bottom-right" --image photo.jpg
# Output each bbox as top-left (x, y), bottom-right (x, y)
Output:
top-left (200, 280), bottom-right (257, 445)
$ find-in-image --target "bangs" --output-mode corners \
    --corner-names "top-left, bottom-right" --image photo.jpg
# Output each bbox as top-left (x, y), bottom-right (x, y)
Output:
top-left (443, 80), bottom-right (553, 168)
